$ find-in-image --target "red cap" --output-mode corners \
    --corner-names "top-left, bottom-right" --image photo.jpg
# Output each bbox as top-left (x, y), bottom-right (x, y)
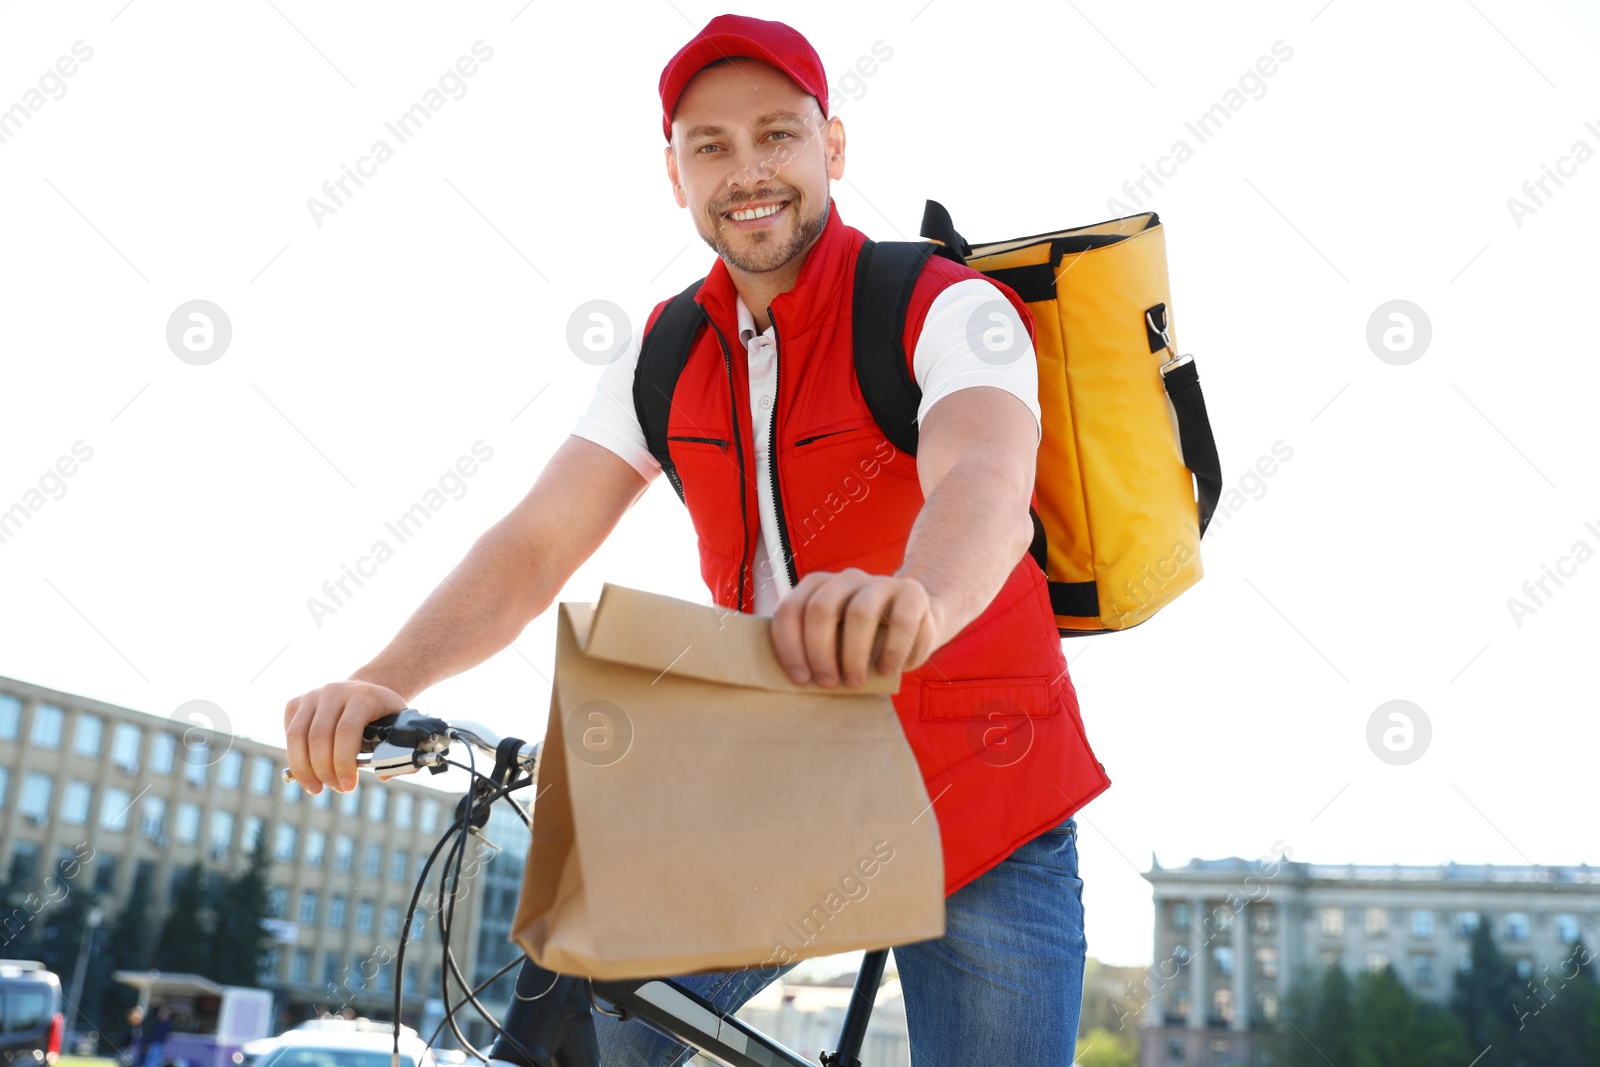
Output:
top-left (659, 14), bottom-right (828, 142)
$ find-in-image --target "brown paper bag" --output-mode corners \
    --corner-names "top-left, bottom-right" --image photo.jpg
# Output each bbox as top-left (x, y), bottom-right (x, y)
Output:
top-left (510, 582), bottom-right (945, 980)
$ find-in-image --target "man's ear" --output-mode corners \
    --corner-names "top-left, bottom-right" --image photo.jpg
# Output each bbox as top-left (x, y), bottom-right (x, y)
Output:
top-left (665, 143), bottom-right (688, 209)
top-left (824, 117), bottom-right (846, 181)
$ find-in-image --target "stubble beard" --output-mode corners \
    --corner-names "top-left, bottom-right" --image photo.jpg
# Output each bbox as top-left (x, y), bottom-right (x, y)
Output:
top-left (701, 196), bottom-right (830, 274)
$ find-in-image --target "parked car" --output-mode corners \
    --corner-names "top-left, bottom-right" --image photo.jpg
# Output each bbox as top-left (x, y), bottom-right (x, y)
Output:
top-left (250, 1024), bottom-right (435, 1067)
top-left (0, 961), bottom-right (64, 1066)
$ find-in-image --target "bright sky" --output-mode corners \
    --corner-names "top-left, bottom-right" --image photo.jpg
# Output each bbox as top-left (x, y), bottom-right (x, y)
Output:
top-left (2, 0), bottom-right (1597, 970)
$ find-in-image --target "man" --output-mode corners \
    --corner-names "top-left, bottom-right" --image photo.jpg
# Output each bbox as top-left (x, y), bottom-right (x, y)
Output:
top-left (283, 15), bottom-right (1107, 1065)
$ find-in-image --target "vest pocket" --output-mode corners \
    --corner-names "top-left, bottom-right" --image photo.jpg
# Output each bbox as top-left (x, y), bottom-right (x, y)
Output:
top-left (666, 434), bottom-right (729, 450)
top-left (918, 676), bottom-right (1054, 720)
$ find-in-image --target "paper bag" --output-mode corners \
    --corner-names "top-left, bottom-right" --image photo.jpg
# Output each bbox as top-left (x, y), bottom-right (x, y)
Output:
top-left (510, 582), bottom-right (945, 980)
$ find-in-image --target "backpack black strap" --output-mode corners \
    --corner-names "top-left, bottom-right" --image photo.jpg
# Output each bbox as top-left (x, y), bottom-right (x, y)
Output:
top-left (1146, 301), bottom-right (1222, 536)
top-left (851, 240), bottom-right (933, 458)
top-left (631, 278), bottom-right (705, 504)
top-left (852, 236), bottom-right (1054, 580)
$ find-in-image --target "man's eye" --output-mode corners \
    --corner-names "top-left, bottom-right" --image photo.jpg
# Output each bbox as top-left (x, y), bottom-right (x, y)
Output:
top-left (695, 144), bottom-right (721, 154)
top-left (769, 131), bottom-right (793, 141)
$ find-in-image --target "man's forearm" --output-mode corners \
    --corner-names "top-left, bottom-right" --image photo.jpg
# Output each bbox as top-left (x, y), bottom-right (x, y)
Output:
top-left (895, 461), bottom-right (1034, 647)
top-left (349, 520), bottom-right (555, 702)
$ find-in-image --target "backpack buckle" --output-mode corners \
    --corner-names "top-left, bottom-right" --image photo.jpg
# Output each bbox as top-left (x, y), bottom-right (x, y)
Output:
top-left (1160, 352), bottom-right (1194, 376)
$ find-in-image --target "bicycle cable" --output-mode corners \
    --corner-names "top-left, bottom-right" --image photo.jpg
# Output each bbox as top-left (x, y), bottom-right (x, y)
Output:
top-left (384, 749), bottom-right (542, 1065)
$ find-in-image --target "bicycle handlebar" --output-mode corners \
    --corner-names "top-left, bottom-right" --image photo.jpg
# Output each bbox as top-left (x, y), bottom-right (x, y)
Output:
top-left (281, 709), bottom-right (540, 784)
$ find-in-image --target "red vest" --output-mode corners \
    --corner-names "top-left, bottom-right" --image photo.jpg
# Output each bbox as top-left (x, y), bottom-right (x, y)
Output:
top-left (643, 201), bottom-right (1110, 894)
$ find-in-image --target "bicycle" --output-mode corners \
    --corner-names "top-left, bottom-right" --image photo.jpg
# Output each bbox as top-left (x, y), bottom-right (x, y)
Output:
top-left (283, 709), bottom-right (891, 1067)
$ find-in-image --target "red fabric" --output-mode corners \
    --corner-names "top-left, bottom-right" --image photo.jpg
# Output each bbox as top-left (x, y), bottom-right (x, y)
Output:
top-left (658, 14), bottom-right (829, 142)
top-left (646, 201), bottom-right (1110, 894)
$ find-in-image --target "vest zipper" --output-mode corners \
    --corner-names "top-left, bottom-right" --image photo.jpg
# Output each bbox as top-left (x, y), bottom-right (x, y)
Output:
top-left (767, 308), bottom-right (800, 588)
top-left (666, 434), bottom-right (729, 450)
top-left (700, 309), bottom-right (751, 613)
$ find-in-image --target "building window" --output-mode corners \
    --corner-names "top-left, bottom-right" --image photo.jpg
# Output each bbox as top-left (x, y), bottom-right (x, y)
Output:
top-left (311, 785), bottom-right (331, 810)
top-left (252, 756), bottom-right (274, 795)
top-left (150, 732), bottom-right (177, 775)
top-left (260, 947), bottom-right (283, 983)
top-left (20, 773), bottom-right (53, 824)
top-left (1321, 948), bottom-right (1342, 967)
top-left (1458, 955), bottom-right (1473, 974)
top-left (281, 776), bottom-right (301, 804)
top-left (218, 750), bottom-right (243, 789)
top-left (141, 796), bottom-right (167, 840)
top-left (184, 745), bottom-right (208, 786)
top-left (101, 787), bottom-right (133, 831)
top-left (369, 788), bottom-right (388, 822)
top-left (342, 790), bottom-right (360, 816)
top-left (421, 800), bottom-right (439, 834)
top-left (73, 713), bottom-right (103, 756)
top-left (1211, 989), bottom-right (1234, 1025)
top-left (1456, 911), bottom-right (1480, 936)
top-left (390, 850), bottom-right (408, 883)
top-left (363, 844), bottom-right (382, 877)
top-left (1209, 1038), bottom-right (1229, 1065)
top-left (321, 953), bottom-right (341, 989)
top-left (328, 895), bottom-right (347, 929)
top-left (1255, 946), bottom-right (1279, 979)
top-left (62, 781), bottom-right (93, 826)
top-left (1556, 914), bottom-right (1580, 944)
top-left (210, 811), bottom-right (234, 859)
top-left (291, 949), bottom-right (311, 984)
top-left (356, 900), bottom-right (374, 934)
top-left (31, 704), bottom-right (64, 747)
top-left (306, 830), bottom-right (326, 867)
top-left (94, 855), bottom-right (119, 895)
top-left (1505, 912), bottom-right (1529, 942)
top-left (0, 767), bottom-right (9, 809)
top-left (299, 891), bottom-right (319, 925)
top-left (8, 843), bottom-right (40, 882)
top-left (1514, 958), bottom-right (1533, 980)
top-left (1413, 954), bottom-right (1435, 986)
top-left (112, 723), bottom-right (141, 771)
top-left (176, 803), bottom-right (201, 843)
top-left (1411, 910), bottom-right (1433, 938)
top-left (1250, 907), bottom-right (1274, 935)
top-left (1320, 907), bottom-right (1345, 937)
top-left (376, 961), bottom-right (394, 993)
top-left (334, 835), bottom-right (354, 872)
top-left (0, 694), bottom-right (20, 739)
top-left (275, 824), bottom-right (296, 861)
top-left (243, 816), bottom-right (264, 852)
top-left (1171, 902), bottom-right (1191, 930)
top-left (1213, 946), bottom-right (1234, 977)
top-left (384, 905), bottom-right (402, 936)
top-left (1366, 952), bottom-right (1389, 972)
top-left (395, 793), bottom-right (414, 829)
top-left (1365, 907), bottom-right (1388, 937)
top-left (268, 887), bottom-right (288, 918)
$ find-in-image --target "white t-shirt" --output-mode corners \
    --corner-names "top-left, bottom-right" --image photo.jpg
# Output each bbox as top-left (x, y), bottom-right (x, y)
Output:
top-left (572, 276), bottom-right (1041, 614)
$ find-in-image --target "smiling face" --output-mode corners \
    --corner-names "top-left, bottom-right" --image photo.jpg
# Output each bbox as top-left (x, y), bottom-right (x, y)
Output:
top-left (666, 58), bottom-right (845, 278)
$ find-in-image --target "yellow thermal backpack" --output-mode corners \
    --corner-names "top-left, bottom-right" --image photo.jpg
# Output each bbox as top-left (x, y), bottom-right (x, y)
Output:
top-left (852, 201), bottom-right (1222, 634)
top-left (635, 200), bottom-right (1222, 635)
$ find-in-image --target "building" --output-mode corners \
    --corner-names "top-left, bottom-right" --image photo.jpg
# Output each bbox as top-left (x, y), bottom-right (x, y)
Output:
top-left (0, 674), bottom-right (528, 1029)
top-left (1138, 854), bottom-right (1600, 1066)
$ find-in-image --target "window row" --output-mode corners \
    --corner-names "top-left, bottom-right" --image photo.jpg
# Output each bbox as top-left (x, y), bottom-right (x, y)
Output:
top-left (272, 889), bottom-right (425, 940)
top-left (275, 779), bottom-right (440, 831)
top-left (1317, 906), bottom-right (1566, 942)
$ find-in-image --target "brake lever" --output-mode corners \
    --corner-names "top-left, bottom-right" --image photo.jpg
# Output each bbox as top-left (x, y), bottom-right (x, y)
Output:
top-left (282, 708), bottom-right (452, 784)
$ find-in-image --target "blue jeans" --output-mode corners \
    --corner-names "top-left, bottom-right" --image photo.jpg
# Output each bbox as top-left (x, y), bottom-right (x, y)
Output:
top-left (593, 817), bottom-right (1086, 1066)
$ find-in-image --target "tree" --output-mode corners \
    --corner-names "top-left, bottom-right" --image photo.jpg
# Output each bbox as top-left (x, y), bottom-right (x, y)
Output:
top-left (153, 863), bottom-right (214, 975)
top-left (1278, 965), bottom-right (1355, 1067)
top-left (1450, 917), bottom-right (1521, 1053)
top-left (0, 853), bottom-right (43, 958)
top-left (1350, 966), bottom-right (1471, 1067)
top-left (36, 880), bottom-right (103, 1027)
top-left (210, 834), bottom-right (274, 986)
top-left (1075, 1026), bottom-right (1138, 1067)
top-left (97, 866), bottom-right (157, 1048)
top-left (1513, 938), bottom-right (1600, 1067)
